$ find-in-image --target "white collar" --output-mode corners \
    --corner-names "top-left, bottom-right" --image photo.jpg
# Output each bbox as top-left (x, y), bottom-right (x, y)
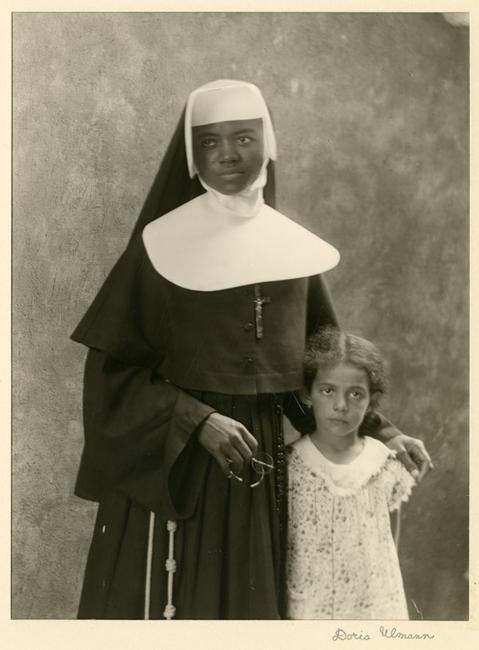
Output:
top-left (291, 436), bottom-right (395, 495)
top-left (142, 192), bottom-right (340, 291)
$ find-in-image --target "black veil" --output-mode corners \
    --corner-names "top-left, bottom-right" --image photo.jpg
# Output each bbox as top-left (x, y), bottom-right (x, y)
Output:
top-left (72, 105), bottom-right (277, 342)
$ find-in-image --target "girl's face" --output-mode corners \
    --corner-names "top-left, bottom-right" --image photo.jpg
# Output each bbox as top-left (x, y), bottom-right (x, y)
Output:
top-left (309, 361), bottom-right (371, 439)
top-left (192, 118), bottom-right (264, 195)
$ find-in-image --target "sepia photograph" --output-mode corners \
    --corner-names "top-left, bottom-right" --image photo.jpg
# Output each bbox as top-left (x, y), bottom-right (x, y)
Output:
top-left (9, 5), bottom-right (469, 642)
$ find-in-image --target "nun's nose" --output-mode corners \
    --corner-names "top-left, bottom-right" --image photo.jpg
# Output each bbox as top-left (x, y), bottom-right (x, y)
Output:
top-left (219, 138), bottom-right (240, 162)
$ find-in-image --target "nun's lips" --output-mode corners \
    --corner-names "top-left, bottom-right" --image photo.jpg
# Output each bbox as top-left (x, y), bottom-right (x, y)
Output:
top-left (218, 170), bottom-right (244, 177)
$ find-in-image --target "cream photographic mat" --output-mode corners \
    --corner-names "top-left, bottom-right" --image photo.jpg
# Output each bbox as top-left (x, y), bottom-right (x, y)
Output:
top-left (2, 1), bottom-right (476, 649)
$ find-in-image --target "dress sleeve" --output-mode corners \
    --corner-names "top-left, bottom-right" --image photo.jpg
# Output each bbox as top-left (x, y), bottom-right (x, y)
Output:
top-left (75, 350), bottom-right (215, 519)
top-left (72, 235), bottom-right (216, 519)
top-left (382, 457), bottom-right (416, 512)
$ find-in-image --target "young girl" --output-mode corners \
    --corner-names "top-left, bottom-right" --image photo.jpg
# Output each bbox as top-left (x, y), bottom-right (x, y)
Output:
top-left (286, 328), bottom-right (415, 620)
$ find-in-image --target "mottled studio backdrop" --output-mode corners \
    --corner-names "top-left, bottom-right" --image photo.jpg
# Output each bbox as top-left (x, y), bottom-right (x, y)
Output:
top-left (13, 13), bottom-right (468, 619)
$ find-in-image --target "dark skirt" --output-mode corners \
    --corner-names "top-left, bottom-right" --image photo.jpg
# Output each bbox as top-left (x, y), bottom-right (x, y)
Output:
top-left (78, 392), bottom-right (287, 619)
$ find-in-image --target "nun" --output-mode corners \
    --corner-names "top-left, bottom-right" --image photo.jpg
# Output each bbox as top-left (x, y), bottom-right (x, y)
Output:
top-left (72, 80), bottom-right (431, 619)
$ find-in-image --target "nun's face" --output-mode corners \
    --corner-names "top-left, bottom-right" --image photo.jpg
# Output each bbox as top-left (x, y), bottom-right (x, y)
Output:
top-left (192, 118), bottom-right (264, 195)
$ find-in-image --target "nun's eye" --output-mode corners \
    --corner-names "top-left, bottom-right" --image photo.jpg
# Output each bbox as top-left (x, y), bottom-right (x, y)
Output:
top-left (237, 135), bottom-right (252, 144)
top-left (200, 138), bottom-right (217, 148)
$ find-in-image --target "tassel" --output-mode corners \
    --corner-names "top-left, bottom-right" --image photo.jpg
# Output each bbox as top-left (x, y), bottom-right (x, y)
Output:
top-left (163, 520), bottom-right (178, 620)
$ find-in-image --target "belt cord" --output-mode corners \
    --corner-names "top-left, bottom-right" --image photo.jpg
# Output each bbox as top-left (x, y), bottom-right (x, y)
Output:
top-left (144, 511), bottom-right (156, 620)
top-left (163, 520), bottom-right (178, 619)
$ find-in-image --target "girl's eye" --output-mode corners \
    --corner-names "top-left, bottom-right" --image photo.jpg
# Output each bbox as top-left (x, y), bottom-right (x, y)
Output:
top-left (320, 387), bottom-right (334, 396)
top-left (350, 391), bottom-right (365, 400)
top-left (237, 135), bottom-right (252, 144)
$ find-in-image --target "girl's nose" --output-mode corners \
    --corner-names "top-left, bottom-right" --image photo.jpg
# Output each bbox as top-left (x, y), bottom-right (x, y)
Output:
top-left (333, 395), bottom-right (347, 412)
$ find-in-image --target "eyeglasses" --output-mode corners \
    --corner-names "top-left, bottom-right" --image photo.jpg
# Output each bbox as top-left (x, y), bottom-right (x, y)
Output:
top-left (227, 452), bottom-right (275, 488)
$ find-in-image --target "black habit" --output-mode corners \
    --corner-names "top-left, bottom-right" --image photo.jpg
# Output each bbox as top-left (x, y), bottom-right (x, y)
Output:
top-left (71, 110), bottom-right (338, 619)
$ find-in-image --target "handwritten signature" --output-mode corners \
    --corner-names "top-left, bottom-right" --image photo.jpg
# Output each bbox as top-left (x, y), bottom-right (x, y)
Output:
top-left (332, 626), bottom-right (435, 641)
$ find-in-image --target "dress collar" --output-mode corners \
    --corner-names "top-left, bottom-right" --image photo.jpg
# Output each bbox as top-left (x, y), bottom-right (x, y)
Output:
top-left (291, 435), bottom-right (395, 495)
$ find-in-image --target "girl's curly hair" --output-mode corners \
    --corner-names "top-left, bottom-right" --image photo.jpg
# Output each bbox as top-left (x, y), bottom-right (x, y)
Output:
top-left (304, 326), bottom-right (389, 412)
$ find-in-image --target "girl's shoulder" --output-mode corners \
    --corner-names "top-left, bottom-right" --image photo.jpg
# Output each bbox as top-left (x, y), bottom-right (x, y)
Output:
top-left (286, 437), bottom-right (312, 472)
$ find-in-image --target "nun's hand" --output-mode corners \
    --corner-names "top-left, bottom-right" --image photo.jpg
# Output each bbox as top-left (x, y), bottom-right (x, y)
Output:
top-left (198, 412), bottom-right (258, 477)
top-left (385, 433), bottom-right (434, 482)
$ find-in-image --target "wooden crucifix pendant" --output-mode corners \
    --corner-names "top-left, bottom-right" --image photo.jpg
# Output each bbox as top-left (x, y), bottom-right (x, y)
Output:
top-left (253, 284), bottom-right (271, 340)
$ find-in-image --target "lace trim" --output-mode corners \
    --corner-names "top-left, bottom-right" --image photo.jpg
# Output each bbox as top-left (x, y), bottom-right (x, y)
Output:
top-left (386, 460), bottom-right (416, 511)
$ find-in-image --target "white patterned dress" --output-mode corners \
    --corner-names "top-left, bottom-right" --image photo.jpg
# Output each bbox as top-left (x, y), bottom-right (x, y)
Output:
top-left (286, 435), bottom-right (415, 620)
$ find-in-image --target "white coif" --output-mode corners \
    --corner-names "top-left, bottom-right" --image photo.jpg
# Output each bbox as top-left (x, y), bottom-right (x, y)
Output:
top-left (143, 192), bottom-right (340, 291)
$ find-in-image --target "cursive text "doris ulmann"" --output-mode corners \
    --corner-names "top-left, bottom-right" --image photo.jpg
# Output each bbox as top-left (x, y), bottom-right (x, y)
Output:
top-left (332, 626), bottom-right (435, 641)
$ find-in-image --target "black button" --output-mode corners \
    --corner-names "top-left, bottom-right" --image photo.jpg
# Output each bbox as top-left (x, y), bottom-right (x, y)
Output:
top-left (244, 357), bottom-right (254, 364)
top-left (243, 322), bottom-right (254, 332)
